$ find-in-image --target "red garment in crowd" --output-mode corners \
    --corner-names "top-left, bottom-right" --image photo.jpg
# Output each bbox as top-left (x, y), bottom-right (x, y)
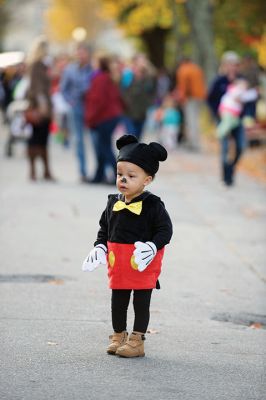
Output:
top-left (84, 71), bottom-right (124, 128)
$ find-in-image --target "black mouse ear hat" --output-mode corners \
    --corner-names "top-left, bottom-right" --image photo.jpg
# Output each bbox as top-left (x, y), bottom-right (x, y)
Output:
top-left (116, 134), bottom-right (167, 175)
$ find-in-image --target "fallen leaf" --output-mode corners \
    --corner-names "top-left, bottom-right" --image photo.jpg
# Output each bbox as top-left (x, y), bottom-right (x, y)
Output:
top-left (249, 323), bottom-right (263, 329)
top-left (242, 207), bottom-right (260, 219)
top-left (147, 329), bottom-right (159, 334)
top-left (239, 147), bottom-right (266, 184)
top-left (48, 279), bottom-right (64, 285)
top-left (47, 341), bottom-right (58, 346)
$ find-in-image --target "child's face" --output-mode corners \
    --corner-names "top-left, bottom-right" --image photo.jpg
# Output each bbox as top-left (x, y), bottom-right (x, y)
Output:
top-left (116, 161), bottom-right (152, 203)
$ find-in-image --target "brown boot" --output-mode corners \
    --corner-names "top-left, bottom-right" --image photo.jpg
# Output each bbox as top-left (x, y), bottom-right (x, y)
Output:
top-left (107, 331), bottom-right (128, 355)
top-left (116, 332), bottom-right (145, 358)
top-left (39, 146), bottom-right (55, 181)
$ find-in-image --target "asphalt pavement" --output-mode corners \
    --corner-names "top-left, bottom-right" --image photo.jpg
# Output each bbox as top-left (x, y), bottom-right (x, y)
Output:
top-left (0, 124), bottom-right (266, 400)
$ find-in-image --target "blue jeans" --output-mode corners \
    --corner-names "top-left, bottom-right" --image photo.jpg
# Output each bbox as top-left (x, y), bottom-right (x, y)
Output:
top-left (71, 106), bottom-right (87, 178)
top-left (92, 117), bottom-right (120, 183)
top-left (122, 116), bottom-right (145, 140)
top-left (220, 123), bottom-right (246, 185)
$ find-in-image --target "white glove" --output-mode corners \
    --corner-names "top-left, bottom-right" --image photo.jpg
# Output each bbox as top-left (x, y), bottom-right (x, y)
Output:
top-left (133, 241), bottom-right (157, 272)
top-left (82, 244), bottom-right (107, 272)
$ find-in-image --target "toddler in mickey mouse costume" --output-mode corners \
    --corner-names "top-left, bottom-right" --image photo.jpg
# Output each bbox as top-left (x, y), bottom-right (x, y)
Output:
top-left (82, 134), bottom-right (173, 358)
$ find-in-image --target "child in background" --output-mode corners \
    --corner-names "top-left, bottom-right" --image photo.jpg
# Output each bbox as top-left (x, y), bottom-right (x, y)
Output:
top-left (158, 94), bottom-right (181, 151)
top-left (82, 134), bottom-right (173, 358)
top-left (217, 78), bottom-right (257, 139)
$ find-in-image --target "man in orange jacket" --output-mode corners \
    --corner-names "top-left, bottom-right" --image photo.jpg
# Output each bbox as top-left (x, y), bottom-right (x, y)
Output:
top-left (176, 58), bottom-right (206, 151)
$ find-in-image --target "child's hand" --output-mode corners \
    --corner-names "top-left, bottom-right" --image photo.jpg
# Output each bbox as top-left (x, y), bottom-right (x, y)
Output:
top-left (82, 244), bottom-right (107, 272)
top-left (133, 241), bottom-right (157, 272)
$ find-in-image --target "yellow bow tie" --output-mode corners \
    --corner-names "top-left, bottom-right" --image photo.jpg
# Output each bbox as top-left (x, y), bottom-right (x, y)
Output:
top-left (113, 200), bottom-right (142, 215)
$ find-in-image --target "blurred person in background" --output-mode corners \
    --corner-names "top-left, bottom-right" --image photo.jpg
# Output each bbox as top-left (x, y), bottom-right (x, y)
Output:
top-left (25, 36), bottom-right (54, 181)
top-left (157, 93), bottom-right (181, 152)
top-left (216, 77), bottom-right (258, 140)
top-left (50, 54), bottom-right (71, 147)
top-left (84, 56), bottom-right (124, 185)
top-left (121, 54), bottom-right (156, 140)
top-left (1, 63), bottom-right (25, 123)
top-left (12, 62), bottom-right (28, 100)
top-left (120, 59), bottom-right (134, 89)
top-left (4, 62), bottom-right (29, 157)
top-left (175, 57), bottom-right (206, 151)
top-left (207, 51), bottom-right (245, 186)
top-left (0, 66), bottom-right (13, 123)
top-left (148, 67), bottom-right (172, 138)
top-left (60, 43), bottom-right (92, 183)
top-left (207, 51), bottom-right (241, 120)
top-left (155, 67), bottom-right (171, 107)
top-left (109, 54), bottom-right (123, 84)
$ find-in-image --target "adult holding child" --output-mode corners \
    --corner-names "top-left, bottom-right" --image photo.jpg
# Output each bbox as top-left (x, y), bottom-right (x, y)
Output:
top-left (207, 51), bottom-right (246, 186)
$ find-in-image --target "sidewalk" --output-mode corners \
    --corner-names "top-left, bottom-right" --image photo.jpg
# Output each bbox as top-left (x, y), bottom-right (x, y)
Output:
top-left (0, 127), bottom-right (265, 400)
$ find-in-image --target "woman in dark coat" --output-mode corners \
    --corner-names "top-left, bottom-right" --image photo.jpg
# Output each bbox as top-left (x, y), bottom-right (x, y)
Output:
top-left (26, 37), bottom-right (54, 181)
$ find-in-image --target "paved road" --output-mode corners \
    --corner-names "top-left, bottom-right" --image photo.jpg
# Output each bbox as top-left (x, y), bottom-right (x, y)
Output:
top-left (0, 128), bottom-right (265, 399)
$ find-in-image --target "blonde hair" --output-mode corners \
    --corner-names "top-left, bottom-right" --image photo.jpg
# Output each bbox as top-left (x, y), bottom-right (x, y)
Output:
top-left (27, 36), bottom-right (48, 66)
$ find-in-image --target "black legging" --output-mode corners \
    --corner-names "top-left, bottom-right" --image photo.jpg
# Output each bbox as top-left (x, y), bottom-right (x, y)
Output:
top-left (111, 289), bottom-right (153, 333)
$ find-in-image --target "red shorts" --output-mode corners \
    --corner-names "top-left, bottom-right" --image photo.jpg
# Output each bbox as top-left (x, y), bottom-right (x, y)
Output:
top-left (107, 241), bottom-right (165, 289)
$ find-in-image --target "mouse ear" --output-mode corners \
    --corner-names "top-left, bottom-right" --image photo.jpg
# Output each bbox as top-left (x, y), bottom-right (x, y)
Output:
top-left (116, 135), bottom-right (138, 150)
top-left (149, 142), bottom-right (168, 162)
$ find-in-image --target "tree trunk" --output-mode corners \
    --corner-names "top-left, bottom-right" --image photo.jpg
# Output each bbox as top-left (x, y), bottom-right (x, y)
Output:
top-left (185, 0), bottom-right (217, 84)
top-left (141, 27), bottom-right (169, 69)
top-left (0, 4), bottom-right (9, 50)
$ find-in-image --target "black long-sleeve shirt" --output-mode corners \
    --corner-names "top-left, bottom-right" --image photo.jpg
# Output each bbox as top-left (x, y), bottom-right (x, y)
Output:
top-left (94, 191), bottom-right (173, 250)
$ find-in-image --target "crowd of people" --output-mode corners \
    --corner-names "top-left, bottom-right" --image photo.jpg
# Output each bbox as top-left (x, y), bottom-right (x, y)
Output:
top-left (0, 36), bottom-right (265, 187)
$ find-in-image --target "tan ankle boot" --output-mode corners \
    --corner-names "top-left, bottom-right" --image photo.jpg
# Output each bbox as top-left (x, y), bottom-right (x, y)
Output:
top-left (107, 331), bottom-right (128, 355)
top-left (116, 332), bottom-right (145, 358)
